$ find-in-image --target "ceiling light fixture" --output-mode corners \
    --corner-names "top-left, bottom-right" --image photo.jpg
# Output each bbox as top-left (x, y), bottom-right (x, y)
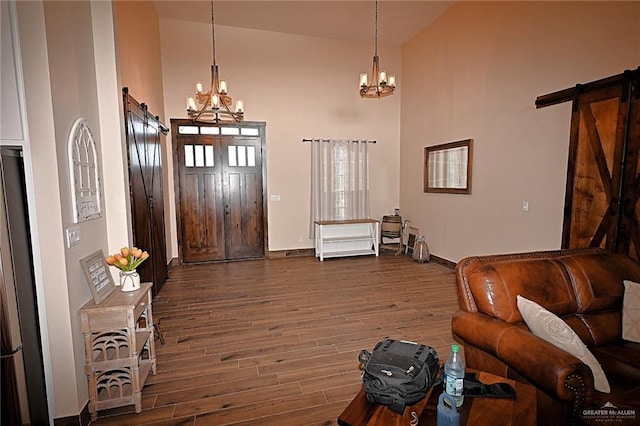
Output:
top-left (359, 0), bottom-right (396, 98)
top-left (186, 0), bottom-right (244, 123)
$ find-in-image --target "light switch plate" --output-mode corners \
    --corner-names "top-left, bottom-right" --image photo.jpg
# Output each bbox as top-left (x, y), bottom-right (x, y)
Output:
top-left (66, 227), bottom-right (81, 248)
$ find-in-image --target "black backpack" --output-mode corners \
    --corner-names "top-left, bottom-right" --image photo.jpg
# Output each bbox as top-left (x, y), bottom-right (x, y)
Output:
top-left (358, 339), bottom-right (440, 414)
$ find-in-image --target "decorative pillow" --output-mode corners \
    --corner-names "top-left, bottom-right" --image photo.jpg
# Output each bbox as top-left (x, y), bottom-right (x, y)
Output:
top-left (516, 295), bottom-right (610, 393)
top-left (623, 280), bottom-right (640, 343)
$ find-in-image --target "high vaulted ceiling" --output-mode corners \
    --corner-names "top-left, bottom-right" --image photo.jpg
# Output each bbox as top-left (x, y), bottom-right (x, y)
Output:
top-left (152, 1), bottom-right (455, 47)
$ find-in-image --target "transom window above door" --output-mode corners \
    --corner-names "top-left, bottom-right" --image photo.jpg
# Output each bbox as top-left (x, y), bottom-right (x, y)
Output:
top-left (177, 125), bottom-right (259, 136)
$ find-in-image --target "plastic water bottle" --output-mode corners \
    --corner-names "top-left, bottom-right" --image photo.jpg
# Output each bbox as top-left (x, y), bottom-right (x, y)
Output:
top-left (444, 344), bottom-right (465, 407)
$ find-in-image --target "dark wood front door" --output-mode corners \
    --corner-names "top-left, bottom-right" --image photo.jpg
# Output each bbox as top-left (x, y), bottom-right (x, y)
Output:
top-left (172, 120), bottom-right (267, 263)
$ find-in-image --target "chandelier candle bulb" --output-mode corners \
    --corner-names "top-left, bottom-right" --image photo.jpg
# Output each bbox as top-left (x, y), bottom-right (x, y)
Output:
top-left (360, 73), bottom-right (368, 87)
top-left (219, 80), bottom-right (227, 94)
top-left (187, 97), bottom-right (196, 111)
top-left (388, 75), bottom-right (396, 86)
top-left (196, 82), bottom-right (203, 93)
top-left (211, 94), bottom-right (219, 109)
top-left (379, 70), bottom-right (387, 84)
top-left (235, 100), bottom-right (244, 113)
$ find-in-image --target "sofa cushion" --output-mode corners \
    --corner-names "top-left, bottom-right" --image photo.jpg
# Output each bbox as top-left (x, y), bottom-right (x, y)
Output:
top-left (559, 253), bottom-right (640, 313)
top-left (517, 295), bottom-right (610, 393)
top-left (465, 258), bottom-right (577, 323)
top-left (592, 342), bottom-right (640, 411)
top-left (622, 280), bottom-right (640, 343)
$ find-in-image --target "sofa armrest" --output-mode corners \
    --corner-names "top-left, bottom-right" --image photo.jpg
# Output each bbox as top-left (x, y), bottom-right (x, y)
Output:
top-left (452, 311), bottom-right (594, 402)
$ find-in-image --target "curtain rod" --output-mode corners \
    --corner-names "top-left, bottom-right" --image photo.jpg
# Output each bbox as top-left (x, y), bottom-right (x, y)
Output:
top-left (302, 138), bottom-right (377, 144)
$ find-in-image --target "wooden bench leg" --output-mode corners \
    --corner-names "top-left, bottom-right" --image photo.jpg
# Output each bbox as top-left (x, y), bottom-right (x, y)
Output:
top-left (154, 322), bottom-right (165, 345)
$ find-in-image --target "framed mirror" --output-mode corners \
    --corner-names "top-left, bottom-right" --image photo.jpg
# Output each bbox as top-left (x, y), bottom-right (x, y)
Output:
top-left (424, 139), bottom-right (473, 194)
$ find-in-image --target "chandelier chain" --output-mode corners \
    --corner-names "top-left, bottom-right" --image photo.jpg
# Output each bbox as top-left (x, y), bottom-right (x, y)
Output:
top-left (374, 0), bottom-right (378, 57)
top-left (210, 0), bottom-right (216, 68)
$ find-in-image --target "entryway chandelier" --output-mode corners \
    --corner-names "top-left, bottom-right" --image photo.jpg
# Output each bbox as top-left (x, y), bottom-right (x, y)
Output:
top-left (359, 0), bottom-right (396, 98)
top-left (186, 0), bottom-right (244, 123)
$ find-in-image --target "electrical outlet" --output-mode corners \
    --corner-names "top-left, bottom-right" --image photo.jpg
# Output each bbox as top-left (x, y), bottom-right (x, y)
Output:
top-left (66, 227), bottom-right (81, 248)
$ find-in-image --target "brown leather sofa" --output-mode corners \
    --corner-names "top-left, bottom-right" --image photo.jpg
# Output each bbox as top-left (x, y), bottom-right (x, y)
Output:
top-left (452, 248), bottom-right (640, 426)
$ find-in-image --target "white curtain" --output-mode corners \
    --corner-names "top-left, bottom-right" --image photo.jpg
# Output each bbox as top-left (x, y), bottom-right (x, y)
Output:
top-left (309, 139), bottom-right (370, 238)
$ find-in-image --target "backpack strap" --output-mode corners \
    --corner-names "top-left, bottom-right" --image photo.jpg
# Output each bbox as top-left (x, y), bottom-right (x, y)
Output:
top-left (388, 399), bottom-right (405, 414)
top-left (358, 349), bottom-right (371, 365)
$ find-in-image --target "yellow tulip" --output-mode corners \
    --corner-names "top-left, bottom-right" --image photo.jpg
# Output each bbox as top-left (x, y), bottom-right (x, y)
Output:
top-left (118, 258), bottom-right (128, 267)
top-left (120, 247), bottom-right (129, 257)
top-left (105, 256), bottom-right (116, 266)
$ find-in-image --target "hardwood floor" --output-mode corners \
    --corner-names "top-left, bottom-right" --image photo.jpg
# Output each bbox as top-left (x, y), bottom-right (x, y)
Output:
top-left (92, 253), bottom-right (458, 425)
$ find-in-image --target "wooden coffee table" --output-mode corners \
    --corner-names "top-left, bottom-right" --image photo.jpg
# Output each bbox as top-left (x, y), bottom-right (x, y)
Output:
top-left (338, 370), bottom-right (536, 426)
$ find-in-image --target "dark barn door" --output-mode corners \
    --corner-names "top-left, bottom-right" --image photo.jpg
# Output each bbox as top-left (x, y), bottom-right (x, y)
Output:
top-left (123, 88), bottom-right (168, 294)
top-left (537, 68), bottom-right (640, 261)
top-left (171, 119), bottom-right (267, 263)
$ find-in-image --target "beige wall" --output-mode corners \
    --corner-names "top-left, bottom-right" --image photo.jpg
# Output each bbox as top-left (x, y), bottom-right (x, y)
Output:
top-left (159, 20), bottom-right (402, 252)
top-left (113, 1), bottom-right (166, 119)
top-left (400, 1), bottom-right (640, 263)
top-left (15, 0), bottom-right (83, 418)
top-left (41, 0), bottom-right (114, 416)
top-left (16, 0), bottom-right (128, 418)
top-left (112, 0), bottom-right (174, 260)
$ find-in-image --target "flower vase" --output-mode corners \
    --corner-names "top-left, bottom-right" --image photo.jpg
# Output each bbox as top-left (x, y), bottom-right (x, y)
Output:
top-left (119, 270), bottom-right (141, 292)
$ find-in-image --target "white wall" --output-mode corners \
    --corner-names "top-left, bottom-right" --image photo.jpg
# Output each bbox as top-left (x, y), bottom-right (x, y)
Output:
top-left (400, 1), bottom-right (640, 263)
top-left (42, 1), bottom-right (111, 415)
top-left (15, 0), bottom-right (128, 418)
top-left (159, 20), bottom-right (402, 252)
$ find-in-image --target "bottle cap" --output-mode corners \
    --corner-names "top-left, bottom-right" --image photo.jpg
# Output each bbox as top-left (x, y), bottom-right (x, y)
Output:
top-left (451, 344), bottom-right (459, 353)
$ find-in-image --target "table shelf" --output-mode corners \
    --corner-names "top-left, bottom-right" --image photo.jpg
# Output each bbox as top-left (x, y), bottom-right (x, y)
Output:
top-left (78, 283), bottom-right (156, 420)
top-left (314, 219), bottom-right (379, 261)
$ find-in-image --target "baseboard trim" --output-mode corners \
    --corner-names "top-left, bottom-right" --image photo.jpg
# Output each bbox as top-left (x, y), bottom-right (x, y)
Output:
top-left (428, 254), bottom-right (456, 270)
top-left (268, 248), bottom-right (315, 258)
top-left (54, 402), bottom-right (90, 426)
top-left (266, 248), bottom-right (456, 269)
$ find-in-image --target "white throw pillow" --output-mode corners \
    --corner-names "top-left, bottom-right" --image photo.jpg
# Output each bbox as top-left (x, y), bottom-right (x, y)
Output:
top-left (516, 295), bottom-right (610, 393)
top-left (623, 280), bottom-right (640, 343)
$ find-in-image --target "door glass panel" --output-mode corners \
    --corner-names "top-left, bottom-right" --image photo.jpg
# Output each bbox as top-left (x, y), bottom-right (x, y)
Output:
top-left (238, 146), bottom-right (247, 167)
top-left (184, 145), bottom-right (194, 167)
top-left (247, 146), bottom-right (256, 167)
top-left (228, 146), bottom-right (237, 167)
top-left (194, 145), bottom-right (204, 167)
top-left (205, 145), bottom-right (214, 167)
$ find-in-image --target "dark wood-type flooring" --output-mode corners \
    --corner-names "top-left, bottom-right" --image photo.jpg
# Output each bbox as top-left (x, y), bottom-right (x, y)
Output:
top-left (93, 252), bottom-right (458, 425)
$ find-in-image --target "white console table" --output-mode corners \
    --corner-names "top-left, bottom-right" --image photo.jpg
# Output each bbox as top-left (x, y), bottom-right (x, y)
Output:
top-left (314, 219), bottom-right (380, 261)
